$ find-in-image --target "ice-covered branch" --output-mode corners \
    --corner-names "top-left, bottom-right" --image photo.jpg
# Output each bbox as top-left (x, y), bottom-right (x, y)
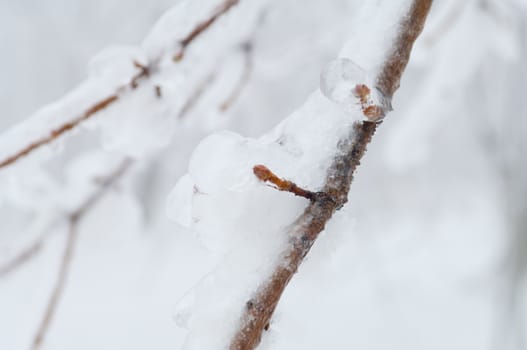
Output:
top-left (252, 164), bottom-right (319, 201)
top-left (0, 0), bottom-right (242, 170)
top-left (219, 42), bottom-right (254, 112)
top-left (178, 71), bottom-right (218, 119)
top-left (229, 0), bottom-right (433, 348)
top-left (174, 0), bottom-right (240, 61)
top-left (0, 96), bottom-right (118, 169)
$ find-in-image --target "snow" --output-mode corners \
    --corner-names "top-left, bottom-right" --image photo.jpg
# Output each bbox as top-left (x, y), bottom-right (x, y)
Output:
top-left (1, 0), bottom-right (527, 349)
top-left (0, 0), bottom-right (269, 166)
top-left (165, 1), bottom-right (421, 346)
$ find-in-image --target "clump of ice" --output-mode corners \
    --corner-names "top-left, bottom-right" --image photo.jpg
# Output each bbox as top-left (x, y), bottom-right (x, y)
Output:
top-left (164, 1), bottom-right (422, 345)
top-left (96, 83), bottom-right (177, 159)
top-left (320, 58), bottom-right (368, 113)
top-left (166, 88), bottom-right (358, 348)
top-left (88, 46), bottom-right (147, 87)
top-left (167, 129), bottom-right (309, 253)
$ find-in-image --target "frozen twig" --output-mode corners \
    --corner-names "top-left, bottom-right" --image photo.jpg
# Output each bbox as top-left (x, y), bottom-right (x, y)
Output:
top-left (178, 71), bottom-right (218, 119)
top-left (230, 1), bottom-right (433, 349)
top-left (0, 0), bottom-right (241, 170)
top-left (253, 165), bottom-right (319, 201)
top-left (173, 0), bottom-right (240, 61)
top-left (30, 159), bottom-right (131, 350)
top-left (219, 42), bottom-right (254, 112)
top-left (0, 96), bottom-right (118, 169)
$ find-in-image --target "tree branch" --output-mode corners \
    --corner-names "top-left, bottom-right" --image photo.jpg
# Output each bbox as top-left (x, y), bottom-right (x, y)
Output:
top-left (178, 71), bottom-right (218, 119)
top-left (0, 96), bottom-right (118, 169)
top-left (0, 0), bottom-right (241, 171)
top-left (174, 0), bottom-right (240, 61)
top-left (219, 41), bottom-right (254, 112)
top-left (30, 218), bottom-right (78, 350)
top-left (229, 1), bottom-right (433, 349)
top-left (0, 237), bottom-right (44, 278)
top-left (30, 159), bottom-right (131, 350)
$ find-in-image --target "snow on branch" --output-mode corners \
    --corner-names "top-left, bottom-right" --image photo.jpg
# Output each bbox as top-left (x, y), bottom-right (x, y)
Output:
top-left (0, 96), bottom-right (118, 169)
top-left (167, 0), bottom-right (432, 349)
top-left (174, 0), bottom-right (239, 61)
top-left (230, 1), bottom-right (433, 348)
top-left (0, 0), bottom-right (243, 170)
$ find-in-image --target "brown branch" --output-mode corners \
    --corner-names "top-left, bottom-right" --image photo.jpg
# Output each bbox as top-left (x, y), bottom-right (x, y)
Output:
top-left (230, 1), bottom-right (433, 349)
top-left (0, 237), bottom-right (44, 278)
top-left (0, 95), bottom-right (119, 169)
top-left (130, 61), bottom-right (150, 89)
top-left (30, 218), bottom-right (78, 350)
top-left (178, 71), bottom-right (218, 119)
top-left (253, 165), bottom-right (319, 201)
top-left (353, 84), bottom-right (385, 122)
top-left (72, 159), bottom-right (132, 217)
top-left (0, 0), bottom-right (241, 171)
top-left (180, 40), bottom-right (254, 118)
top-left (219, 42), bottom-right (253, 112)
top-left (0, 159), bottom-right (132, 280)
top-left (30, 159), bottom-right (131, 350)
top-left (173, 0), bottom-right (240, 61)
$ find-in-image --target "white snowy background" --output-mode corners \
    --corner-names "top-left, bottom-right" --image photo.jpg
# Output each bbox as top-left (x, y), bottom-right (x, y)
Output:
top-left (1, 0), bottom-right (527, 349)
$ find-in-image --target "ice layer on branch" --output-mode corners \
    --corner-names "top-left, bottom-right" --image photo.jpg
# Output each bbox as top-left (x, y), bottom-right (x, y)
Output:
top-left (0, 0), bottom-right (268, 168)
top-left (166, 0), bottom-right (420, 347)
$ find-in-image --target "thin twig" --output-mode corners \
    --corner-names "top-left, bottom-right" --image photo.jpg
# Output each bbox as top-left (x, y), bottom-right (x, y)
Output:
top-left (30, 159), bottom-right (132, 350)
top-left (0, 0), bottom-right (241, 170)
top-left (0, 95), bottom-right (118, 169)
top-left (253, 165), bottom-right (318, 201)
top-left (0, 237), bottom-right (44, 278)
top-left (182, 40), bottom-right (256, 117)
top-left (30, 218), bottom-right (78, 350)
top-left (230, 1), bottom-right (433, 349)
top-left (173, 0), bottom-right (240, 61)
top-left (178, 72), bottom-right (217, 119)
top-left (72, 159), bottom-right (132, 217)
top-left (219, 42), bottom-right (253, 112)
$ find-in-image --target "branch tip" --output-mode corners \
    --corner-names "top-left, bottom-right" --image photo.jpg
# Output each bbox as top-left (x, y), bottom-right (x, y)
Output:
top-left (253, 165), bottom-right (316, 201)
top-left (353, 84), bottom-right (385, 122)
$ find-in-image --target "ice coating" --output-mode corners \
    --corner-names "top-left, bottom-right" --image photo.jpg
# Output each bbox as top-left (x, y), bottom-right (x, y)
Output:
top-left (166, 92), bottom-right (358, 348)
top-left (320, 58), bottom-right (369, 113)
top-left (166, 0), bottom-right (424, 347)
top-left (0, 0), bottom-right (268, 167)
